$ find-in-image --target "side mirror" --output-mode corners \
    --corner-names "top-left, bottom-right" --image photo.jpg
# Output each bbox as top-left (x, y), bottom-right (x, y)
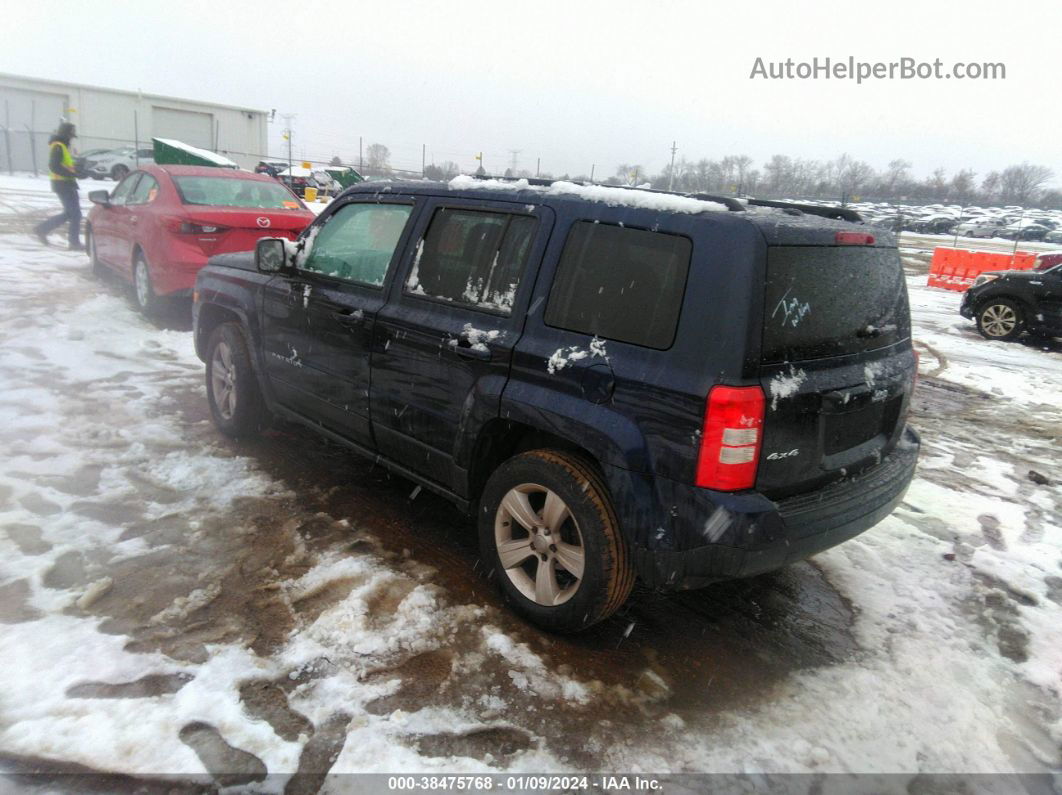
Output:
top-left (256, 237), bottom-right (287, 273)
top-left (88, 190), bottom-right (111, 207)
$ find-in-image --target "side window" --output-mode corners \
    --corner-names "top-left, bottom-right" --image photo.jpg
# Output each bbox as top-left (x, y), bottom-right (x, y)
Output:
top-left (301, 202), bottom-right (412, 286)
top-left (109, 173), bottom-right (141, 207)
top-left (127, 174), bottom-right (159, 205)
top-left (544, 222), bottom-right (692, 350)
top-left (406, 208), bottom-right (536, 315)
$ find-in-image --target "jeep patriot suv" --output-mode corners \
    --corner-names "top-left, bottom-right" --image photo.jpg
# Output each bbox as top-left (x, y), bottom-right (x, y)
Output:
top-left (193, 177), bottom-right (920, 632)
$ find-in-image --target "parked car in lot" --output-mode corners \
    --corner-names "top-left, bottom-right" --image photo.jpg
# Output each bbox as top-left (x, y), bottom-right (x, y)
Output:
top-left (192, 179), bottom-right (920, 632)
top-left (74, 148), bottom-right (114, 179)
top-left (86, 165), bottom-right (314, 314)
top-left (907, 215), bottom-right (958, 235)
top-left (953, 218), bottom-right (1007, 238)
top-left (999, 223), bottom-right (1050, 242)
top-left (961, 264), bottom-right (1062, 341)
top-left (83, 147), bottom-right (157, 181)
top-left (255, 160), bottom-right (290, 178)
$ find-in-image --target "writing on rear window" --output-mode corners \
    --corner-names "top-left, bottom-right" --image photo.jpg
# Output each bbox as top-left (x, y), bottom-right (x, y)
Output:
top-left (762, 246), bottom-right (909, 363)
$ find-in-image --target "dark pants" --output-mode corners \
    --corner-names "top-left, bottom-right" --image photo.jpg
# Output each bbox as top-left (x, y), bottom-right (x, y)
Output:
top-left (35, 181), bottom-right (82, 247)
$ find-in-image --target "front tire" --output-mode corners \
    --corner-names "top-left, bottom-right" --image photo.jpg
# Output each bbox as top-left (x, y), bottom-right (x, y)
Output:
top-left (111, 164), bottom-right (129, 181)
top-left (205, 323), bottom-right (267, 437)
top-left (132, 253), bottom-right (160, 315)
top-left (478, 449), bottom-right (634, 633)
top-left (976, 298), bottom-right (1025, 341)
top-left (87, 227), bottom-right (105, 277)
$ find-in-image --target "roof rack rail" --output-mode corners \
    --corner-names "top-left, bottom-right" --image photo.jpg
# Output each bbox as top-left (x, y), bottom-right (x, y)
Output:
top-left (469, 174), bottom-right (748, 212)
top-left (746, 198), bottom-right (863, 223)
top-left (684, 192), bottom-right (747, 212)
top-left (471, 173), bottom-right (555, 187)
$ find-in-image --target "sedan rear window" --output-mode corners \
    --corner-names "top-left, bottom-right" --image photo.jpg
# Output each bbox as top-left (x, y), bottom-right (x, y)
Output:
top-left (173, 177), bottom-right (301, 209)
top-left (545, 222), bottom-right (691, 349)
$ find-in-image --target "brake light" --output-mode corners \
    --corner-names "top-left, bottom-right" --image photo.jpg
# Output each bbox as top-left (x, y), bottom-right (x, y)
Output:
top-left (835, 231), bottom-right (875, 245)
top-left (161, 216), bottom-right (226, 234)
top-left (695, 385), bottom-right (765, 491)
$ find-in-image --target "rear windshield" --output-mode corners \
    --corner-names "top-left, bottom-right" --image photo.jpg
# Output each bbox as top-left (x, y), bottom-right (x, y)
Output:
top-left (762, 246), bottom-right (910, 364)
top-left (173, 176), bottom-right (301, 209)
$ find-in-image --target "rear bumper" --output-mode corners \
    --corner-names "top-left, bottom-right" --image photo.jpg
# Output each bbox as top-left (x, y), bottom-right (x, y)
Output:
top-left (630, 426), bottom-right (920, 589)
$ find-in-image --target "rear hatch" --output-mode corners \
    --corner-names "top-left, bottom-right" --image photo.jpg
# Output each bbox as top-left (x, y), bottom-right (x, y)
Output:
top-left (757, 241), bottom-right (913, 500)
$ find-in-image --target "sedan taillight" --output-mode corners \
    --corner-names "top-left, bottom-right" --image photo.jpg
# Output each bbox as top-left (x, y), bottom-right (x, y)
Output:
top-left (161, 216), bottom-right (226, 235)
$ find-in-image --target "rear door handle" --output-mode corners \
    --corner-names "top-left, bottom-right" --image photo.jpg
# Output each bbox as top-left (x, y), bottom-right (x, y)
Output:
top-left (332, 309), bottom-right (365, 328)
top-left (455, 344), bottom-right (491, 361)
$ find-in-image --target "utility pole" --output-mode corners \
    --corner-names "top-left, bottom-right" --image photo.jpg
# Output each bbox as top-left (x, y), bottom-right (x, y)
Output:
top-left (590, 164), bottom-right (595, 183)
top-left (508, 149), bottom-right (520, 175)
top-left (536, 157), bottom-right (540, 178)
top-left (667, 141), bottom-right (678, 191)
top-left (359, 136), bottom-right (363, 170)
top-left (280, 113), bottom-right (296, 173)
top-left (422, 144), bottom-right (426, 177)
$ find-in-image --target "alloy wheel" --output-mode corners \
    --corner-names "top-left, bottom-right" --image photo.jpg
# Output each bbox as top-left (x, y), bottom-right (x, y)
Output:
top-left (210, 340), bottom-right (237, 420)
top-left (494, 483), bottom-right (585, 607)
top-left (981, 304), bottom-right (1017, 337)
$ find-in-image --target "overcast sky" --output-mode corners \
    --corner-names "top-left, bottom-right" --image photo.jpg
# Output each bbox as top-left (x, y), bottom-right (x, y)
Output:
top-left (4, 0), bottom-right (1058, 183)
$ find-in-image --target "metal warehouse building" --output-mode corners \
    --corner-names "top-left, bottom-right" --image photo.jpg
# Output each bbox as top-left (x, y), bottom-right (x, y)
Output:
top-left (0, 73), bottom-right (268, 173)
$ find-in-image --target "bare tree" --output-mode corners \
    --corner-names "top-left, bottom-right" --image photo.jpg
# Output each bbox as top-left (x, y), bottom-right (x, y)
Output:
top-left (950, 169), bottom-right (977, 206)
top-left (365, 143), bottom-right (391, 173)
top-left (423, 160), bottom-right (461, 181)
top-left (999, 163), bottom-right (1054, 205)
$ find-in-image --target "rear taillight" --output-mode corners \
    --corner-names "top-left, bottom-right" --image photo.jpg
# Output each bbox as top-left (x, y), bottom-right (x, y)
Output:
top-left (835, 231), bottom-right (875, 245)
top-left (161, 216), bottom-right (226, 234)
top-left (695, 385), bottom-right (765, 491)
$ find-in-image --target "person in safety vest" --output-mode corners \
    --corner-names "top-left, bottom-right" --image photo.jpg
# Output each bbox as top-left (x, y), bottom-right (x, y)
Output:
top-left (34, 122), bottom-right (83, 250)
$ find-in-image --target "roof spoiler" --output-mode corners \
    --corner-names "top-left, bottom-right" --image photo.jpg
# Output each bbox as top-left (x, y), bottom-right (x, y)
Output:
top-left (746, 198), bottom-right (863, 223)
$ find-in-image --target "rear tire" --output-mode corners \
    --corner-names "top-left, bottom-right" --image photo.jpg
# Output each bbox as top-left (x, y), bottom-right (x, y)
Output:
top-left (205, 323), bottom-right (267, 437)
top-left (478, 449), bottom-right (634, 633)
top-left (976, 298), bottom-right (1024, 341)
top-left (132, 252), bottom-right (160, 316)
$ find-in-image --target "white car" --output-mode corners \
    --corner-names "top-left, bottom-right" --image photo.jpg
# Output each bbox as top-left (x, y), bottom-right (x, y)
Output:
top-left (85, 147), bottom-right (156, 181)
top-left (953, 218), bottom-right (1006, 238)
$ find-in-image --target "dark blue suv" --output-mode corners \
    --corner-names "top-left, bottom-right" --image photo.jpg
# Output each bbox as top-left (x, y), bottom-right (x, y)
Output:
top-left (192, 178), bottom-right (920, 632)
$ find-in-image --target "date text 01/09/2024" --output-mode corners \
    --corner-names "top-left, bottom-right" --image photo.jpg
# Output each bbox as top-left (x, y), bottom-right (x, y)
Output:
top-left (386, 775), bottom-right (663, 791)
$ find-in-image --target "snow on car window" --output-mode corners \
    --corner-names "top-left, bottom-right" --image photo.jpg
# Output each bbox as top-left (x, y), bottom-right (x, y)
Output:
top-left (405, 208), bottom-right (536, 315)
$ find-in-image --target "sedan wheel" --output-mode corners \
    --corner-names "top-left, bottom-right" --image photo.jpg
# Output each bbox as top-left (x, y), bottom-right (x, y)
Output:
top-left (976, 298), bottom-right (1024, 341)
top-left (133, 256), bottom-right (159, 315)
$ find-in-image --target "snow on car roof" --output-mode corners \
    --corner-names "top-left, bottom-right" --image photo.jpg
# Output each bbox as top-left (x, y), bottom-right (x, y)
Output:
top-left (448, 175), bottom-right (730, 214)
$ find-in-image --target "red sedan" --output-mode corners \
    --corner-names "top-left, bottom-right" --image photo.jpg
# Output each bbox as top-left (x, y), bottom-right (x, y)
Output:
top-left (86, 165), bottom-right (315, 314)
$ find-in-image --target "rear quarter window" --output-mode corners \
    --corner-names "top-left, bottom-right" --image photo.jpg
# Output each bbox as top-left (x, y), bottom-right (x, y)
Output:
top-left (544, 222), bottom-right (691, 350)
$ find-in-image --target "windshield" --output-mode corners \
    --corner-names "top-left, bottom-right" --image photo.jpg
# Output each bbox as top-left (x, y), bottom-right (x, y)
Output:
top-left (173, 176), bottom-right (302, 209)
top-left (762, 246), bottom-right (911, 364)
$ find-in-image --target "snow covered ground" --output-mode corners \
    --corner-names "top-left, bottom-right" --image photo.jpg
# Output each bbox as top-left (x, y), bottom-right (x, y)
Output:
top-left (0, 176), bottom-right (1058, 789)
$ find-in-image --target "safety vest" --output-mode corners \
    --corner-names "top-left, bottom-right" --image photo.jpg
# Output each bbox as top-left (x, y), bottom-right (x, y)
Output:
top-left (49, 141), bottom-right (75, 182)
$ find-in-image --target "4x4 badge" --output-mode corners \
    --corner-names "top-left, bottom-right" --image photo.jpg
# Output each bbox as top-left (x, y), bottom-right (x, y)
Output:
top-left (767, 449), bottom-right (800, 460)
